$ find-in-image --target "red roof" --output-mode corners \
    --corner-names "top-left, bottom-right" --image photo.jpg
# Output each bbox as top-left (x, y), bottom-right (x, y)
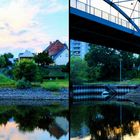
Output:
top-left (45, 40), bottom-right (66, 57)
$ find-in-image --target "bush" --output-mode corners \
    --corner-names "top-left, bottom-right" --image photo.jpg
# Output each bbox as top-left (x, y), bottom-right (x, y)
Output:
top-left (38, 66), bottom-right (67, 79)
top-left (16, 78), bottom-right (31, 89)
top-left (70, 57), bottom-right (88, 85)
top-left (13, 59), bottom-right (38, 82)
top-left (0, 74), bottom-right (15, 88)
top-left (42, 83), bottom-right (60, 91)
top-left (41, 79), bottom-right (68, 91)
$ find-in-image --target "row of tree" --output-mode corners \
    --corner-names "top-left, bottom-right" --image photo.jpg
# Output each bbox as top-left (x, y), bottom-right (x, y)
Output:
top-left (0, 53), bottom-right (13, 68)
top-left (0, 52), bottom-right (53, 68)
top-left (71, 44), bottom-right (140, 84)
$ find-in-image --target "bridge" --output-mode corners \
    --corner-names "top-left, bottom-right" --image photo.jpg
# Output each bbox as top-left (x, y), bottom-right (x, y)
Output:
top-left (70, 0), bottom-right (140, 53)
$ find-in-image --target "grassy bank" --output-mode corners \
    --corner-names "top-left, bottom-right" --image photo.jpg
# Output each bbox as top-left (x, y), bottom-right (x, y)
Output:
top-left (41, 79), bottom-right (69, 91)
top-left (0, 74), bottom-right (69, 91)
top-left (84, 78), bottom-right (140, 85)
top-left (0, 74), bottom-right (16, 88)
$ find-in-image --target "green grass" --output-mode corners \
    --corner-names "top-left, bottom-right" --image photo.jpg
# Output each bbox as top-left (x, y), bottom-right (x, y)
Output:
top-left (85, 78), bottom-right (140, 85)
top-left (41, 79), bottom-right (69, 91)
top-left (0, 74), bottom-right (16, 88)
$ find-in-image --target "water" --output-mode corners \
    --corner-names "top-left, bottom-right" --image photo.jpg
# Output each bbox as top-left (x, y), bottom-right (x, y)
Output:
top-left (71, 102), bottom-right (140, 140)
top-left (0, 102), bottom-right (69, 140)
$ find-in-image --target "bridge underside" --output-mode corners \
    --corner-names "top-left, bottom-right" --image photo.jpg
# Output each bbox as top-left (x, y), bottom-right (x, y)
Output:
top-left (70, 8), bottom-right (140, 54)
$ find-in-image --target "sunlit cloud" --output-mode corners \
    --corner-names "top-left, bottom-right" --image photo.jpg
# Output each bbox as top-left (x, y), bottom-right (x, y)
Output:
top-left (0, 0), bottom-right (68, 57)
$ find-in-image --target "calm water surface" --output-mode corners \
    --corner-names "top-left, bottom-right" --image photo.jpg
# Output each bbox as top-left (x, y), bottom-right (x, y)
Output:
top-left (71, 102), bottom-right (140, 140)
top-left (0, 103), bottom-right (69, 140)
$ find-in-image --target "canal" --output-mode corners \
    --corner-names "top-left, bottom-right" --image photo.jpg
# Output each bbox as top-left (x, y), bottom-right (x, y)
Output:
top-left (0, 101), bottom-right (69, 140)
top-left (71, 102), bottom-right (140, 140)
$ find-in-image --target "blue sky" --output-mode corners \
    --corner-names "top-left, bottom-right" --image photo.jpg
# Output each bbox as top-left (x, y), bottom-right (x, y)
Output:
top-left (0, 0), bottom-right (68, 57)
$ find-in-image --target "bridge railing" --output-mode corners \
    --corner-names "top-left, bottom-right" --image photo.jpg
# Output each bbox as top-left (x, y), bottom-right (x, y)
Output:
top-left (70, 0), bottom-right (135, 30)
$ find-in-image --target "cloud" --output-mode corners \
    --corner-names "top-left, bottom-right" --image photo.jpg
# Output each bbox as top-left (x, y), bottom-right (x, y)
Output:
top-left (0, 0), bottom-right (68, 57)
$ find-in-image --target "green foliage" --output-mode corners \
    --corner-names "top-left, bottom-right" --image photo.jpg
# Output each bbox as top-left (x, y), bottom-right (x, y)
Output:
top-left (16, 78), bottom-right (31, 89)
top-left (85, 45), bottom-right (136, 81)
top-left (41, 79), bottom-right (68, 91)
top-left (0, 74), bottom-right (15, 87)
top-left (88, 65), bottom-right (101, 82)
top-left (0, 55), bottom-right (6, 68)
top-left (0, 53), bottom-right (13, 68)
top-left (13, 59), bottom-right (37, 82)
top-left (35, 69), bottom-right (43, 82)
top-left (34, 52), bottom-right (53, 67)
top-left (61, 62), bottom-right (69, 73)
top-left (39, 66), bottom-right (67, 79)
top-left (70, 57), bottom-right (88, 85)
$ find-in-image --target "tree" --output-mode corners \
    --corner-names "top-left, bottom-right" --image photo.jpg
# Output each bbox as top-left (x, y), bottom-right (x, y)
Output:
top-left (4, 53), bottom-right (14, 66)
top-left (0, 55), bottom-right (6, 68)
top-left (61, 62), bottom-right (69, 73)
top-left (34, 52), bottom-right (53, 67)
top-left (85, 44), bottom-right (136, 81)
top-left (0, 53), bottom-right (14, 68)
top-left (13, 59), bottom-right (38, 82)
top-left (70, 57), bottom-right (88, 85)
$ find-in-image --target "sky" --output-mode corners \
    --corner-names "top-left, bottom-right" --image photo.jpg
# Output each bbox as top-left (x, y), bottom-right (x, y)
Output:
top-left (0, 0), bottom-right (68, 57)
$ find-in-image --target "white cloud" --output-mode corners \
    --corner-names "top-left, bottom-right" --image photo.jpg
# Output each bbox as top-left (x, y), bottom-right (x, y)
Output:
top-left (0, 0), bottom-right (68, 57)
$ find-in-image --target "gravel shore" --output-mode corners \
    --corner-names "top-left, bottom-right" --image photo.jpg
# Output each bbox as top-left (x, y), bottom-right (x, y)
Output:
top-left (0, 88), bottom-right (69, 100)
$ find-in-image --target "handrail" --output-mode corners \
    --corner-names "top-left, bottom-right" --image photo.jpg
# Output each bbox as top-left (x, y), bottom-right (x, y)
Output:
top-left (70, 0), bottom-right (138, 31)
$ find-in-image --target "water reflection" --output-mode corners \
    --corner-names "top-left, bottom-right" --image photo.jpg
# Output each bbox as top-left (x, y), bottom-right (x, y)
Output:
top-left (0, 105), bottom-right (69, 140)
top-left (70, 102), bottom-right (140, 140)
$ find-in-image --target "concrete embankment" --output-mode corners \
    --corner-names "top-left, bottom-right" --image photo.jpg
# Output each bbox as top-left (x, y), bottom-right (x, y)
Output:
top-left (0, 88), bottom-right (69, 100)
top-left (124, 86), bottom-right (140, 104)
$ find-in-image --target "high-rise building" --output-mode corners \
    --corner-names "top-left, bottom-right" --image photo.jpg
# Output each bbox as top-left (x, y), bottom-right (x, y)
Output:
top-left (70, 40), bottom-right (89, 59)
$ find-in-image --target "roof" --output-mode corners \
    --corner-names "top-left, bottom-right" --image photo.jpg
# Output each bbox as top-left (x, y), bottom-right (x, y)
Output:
top-left (19, 50), bottom-right (34, 58)
top-left (44, 40), bottom-right (68, 58)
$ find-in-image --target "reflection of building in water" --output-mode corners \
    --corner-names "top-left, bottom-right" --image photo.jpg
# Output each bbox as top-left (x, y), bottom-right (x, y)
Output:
top-left (70, 40), bottom-right (89, 59)
top-left (48, 117), bottom-right (69, 139)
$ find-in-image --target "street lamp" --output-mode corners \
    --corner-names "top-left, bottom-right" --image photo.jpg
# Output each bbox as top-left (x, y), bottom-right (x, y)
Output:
top-left (120, 58), bottom-right (122, 82)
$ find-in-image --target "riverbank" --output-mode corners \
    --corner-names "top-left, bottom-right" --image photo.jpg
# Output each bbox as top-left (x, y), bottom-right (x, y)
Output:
top-left (0, 88), bottom-right (68, 100)
top-left (0, 99), bottom-right (69, 106)
top-left (84, 78), bottom-right (140, 85)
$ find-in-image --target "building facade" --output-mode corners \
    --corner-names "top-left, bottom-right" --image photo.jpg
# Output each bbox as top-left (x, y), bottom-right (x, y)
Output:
top-left (18, 50), bottom-right (35, 61)
top-left (70, 39), bottom-right (89, 59)
top-left (44, 40), bottom-right (69, 65)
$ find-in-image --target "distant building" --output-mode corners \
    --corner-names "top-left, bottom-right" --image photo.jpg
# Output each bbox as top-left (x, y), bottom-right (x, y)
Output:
top-left (18, 50), bottom-right (35, 61)
top-left (44, 40), bottom-right (69, 65)
top-left (70, 39), bottom-right (89, 59)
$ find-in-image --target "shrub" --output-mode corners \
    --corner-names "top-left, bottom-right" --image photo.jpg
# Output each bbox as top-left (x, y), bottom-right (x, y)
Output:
top-left (16, 78), bottom-right (31, 89)
top-left (42, 83), bottom-right (60, 91)
top-left (0, 74), bottom-right (15, 88)
top-left (70, 57), bottom-right (88, 85)
top-left (13, 59), bottom-right (37, 82)
top-left (41, 79), bottom-right (68, 91)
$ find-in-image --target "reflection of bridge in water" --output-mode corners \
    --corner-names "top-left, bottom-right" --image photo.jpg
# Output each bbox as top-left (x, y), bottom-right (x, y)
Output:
top-left (70, 0), bottom-right (140, 53)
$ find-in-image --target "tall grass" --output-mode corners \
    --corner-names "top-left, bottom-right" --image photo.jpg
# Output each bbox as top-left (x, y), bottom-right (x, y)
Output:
top-left (41, 79), bottom-right (69, 91)
top-left (0, 74), bottom-right (16, 88)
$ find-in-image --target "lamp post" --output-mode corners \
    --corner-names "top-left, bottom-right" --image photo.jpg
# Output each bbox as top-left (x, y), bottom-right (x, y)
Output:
top-left (120, 58), bottom-right (122, 82)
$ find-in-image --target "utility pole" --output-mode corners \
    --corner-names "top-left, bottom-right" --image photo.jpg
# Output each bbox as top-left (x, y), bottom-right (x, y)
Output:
top-left (120, 58), bottom-right (122, 82)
